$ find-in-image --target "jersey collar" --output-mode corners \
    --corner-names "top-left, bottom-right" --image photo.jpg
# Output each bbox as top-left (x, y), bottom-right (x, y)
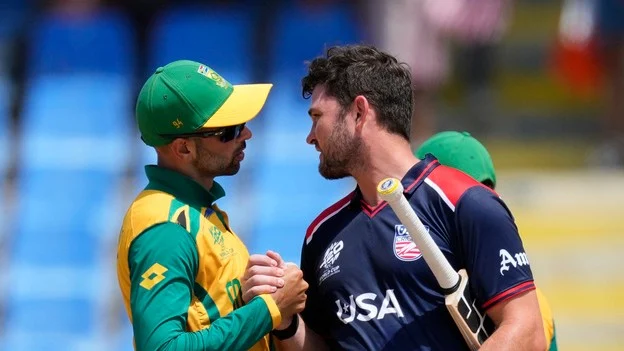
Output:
top-left (401, 154), bottom-right (440, 195)
top-left (144, 165), bottom-right (226, 207)
top-left (350, 154), bottom-right (440, 210)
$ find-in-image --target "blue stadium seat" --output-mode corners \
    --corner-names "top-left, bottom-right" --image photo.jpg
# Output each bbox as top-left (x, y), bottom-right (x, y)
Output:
top-left (1, 334), bottom-right (97, 351)
top-left (1, 262), bottom-right (112, 348)
top-left (14, 74), bottom-right (132, 261)
top-left (2, 8), bottom-right (134, 351)
top-left (26, 9), bottom-right (134, 76)
top-left (148, 5), bottom-right (254, 83)
top-left (11, 169), bottom-right (120, 266)
top-left (9, 75), bottom-right (132, 308)
top-left (113, 316), bottom-right (135, 351)
top-left (0, 0), bottom-right (31, 75)
top-left (248, 107), bottom-right (353, 263)
top-left (19, 75), bottom-right (133, 172)
top-left (133, 138), bottom-right (156, 190)
top-left (248, 129), bottom-right (353, 263)
top-left (264, 2), bottom-right (365, 130)
top-left (0, 0), bottom-right (30, 37)
top-left (5, 298), bottom-right (95, 336)
top-left (20, 7), bottom-right (135, 171)
top-left (247, 3), bottom-right (362, 262)
top-left (269, 2), bottom-right (364, 83)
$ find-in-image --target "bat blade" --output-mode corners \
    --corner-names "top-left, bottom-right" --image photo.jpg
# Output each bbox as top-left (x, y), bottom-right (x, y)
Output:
top-left (445, 269), bottom-right (493, 350)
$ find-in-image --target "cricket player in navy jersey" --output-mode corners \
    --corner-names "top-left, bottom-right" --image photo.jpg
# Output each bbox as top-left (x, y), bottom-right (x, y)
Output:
top-left (243, 45), bottom-right (545, 350)
top-left (415, 131), bottom-right (558, 351)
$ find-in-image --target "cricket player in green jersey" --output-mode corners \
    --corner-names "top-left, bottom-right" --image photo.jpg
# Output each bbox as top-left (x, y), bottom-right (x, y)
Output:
top-left (416, 131), bottom-right (558, 351)
top-left (116, 60), bottom-right (308, 350)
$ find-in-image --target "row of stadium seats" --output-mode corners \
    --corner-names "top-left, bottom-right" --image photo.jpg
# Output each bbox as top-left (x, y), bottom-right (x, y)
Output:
top-left (0, 3), bottom-right (362, 350)
top-left (21, 3), bottom-right (366, 77)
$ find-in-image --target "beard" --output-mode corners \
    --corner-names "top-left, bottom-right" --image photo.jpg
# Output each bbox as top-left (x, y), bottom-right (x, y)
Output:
top-left (192, 141), bottom-right (245, 178)
top-left (318, 119), bottom-right (362, 180)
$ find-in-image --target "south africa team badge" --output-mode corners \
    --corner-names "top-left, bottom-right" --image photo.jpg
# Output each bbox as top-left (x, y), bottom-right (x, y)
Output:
top-left (393, 224), bottom-right (423, 261)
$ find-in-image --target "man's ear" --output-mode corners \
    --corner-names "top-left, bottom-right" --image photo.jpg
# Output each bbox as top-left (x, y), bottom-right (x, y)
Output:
top-left (170, 138), bottom-right (194, 160)
top-left (353, 95), bottom-right (370, 127)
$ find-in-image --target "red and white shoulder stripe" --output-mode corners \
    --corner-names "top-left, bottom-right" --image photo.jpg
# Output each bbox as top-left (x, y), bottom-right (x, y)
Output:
top-left (305, 191), bottom-right (355, 245)
top-left (424, 165), bottom-right (490, 212)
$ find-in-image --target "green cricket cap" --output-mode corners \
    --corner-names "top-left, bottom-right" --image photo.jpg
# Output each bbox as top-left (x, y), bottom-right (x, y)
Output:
top-left (415, 131), bottom-right (497, 187)
top-left (136, 60), bottom-right (273, 146)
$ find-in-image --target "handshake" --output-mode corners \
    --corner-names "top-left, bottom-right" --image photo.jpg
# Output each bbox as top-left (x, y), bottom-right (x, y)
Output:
top-left (241, 250), bottom-right (309, 330)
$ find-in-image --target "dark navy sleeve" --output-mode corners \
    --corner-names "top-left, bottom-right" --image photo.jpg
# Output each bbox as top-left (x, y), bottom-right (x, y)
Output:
top-left (454, 186), bottom-right (535, 310)
top-left (300, 241), bottom-right (326, 337)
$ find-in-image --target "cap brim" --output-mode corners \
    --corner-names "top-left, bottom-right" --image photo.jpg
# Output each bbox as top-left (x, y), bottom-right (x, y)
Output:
top-left (202, 84), bottom-right (272, 128)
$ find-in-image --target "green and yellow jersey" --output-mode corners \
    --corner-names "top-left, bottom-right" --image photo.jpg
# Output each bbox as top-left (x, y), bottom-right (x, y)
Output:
top-left (536, 288), bottom-right (558, 351)
top-left (117, 166), bottom-right (281, 351)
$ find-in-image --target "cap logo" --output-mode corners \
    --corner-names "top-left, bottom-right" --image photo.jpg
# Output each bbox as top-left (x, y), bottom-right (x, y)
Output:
top-left (172, 118), bottom-right (183, 129)
top-left (197, 65), bottom-right (228, 89)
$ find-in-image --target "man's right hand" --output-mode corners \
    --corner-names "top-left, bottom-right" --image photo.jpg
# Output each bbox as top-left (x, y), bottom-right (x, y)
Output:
top-left (241, 251), bottom-right (308, 329)
top-left (271, 263), bottom-right (308, 325)
top-left (241, 253), bottom-right (286, 303)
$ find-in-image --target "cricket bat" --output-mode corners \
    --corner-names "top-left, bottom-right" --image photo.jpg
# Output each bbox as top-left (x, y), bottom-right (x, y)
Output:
top-left (377, 178), bottom-right (493, 350)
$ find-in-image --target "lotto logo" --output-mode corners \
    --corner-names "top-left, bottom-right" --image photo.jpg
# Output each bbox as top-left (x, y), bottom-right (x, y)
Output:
top-left (140, 263), bottom-right (168, 290)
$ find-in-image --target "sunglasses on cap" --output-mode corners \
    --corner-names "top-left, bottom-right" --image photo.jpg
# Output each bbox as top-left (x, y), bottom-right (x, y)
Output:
top-left (162, 123), bottom-right (246, 143)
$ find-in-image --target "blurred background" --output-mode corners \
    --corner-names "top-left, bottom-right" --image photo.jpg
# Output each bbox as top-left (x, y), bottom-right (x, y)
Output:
top-left (0, 0), bottom-right (622, 350)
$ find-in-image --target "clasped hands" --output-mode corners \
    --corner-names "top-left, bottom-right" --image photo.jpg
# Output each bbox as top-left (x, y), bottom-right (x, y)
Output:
top-left (241, 250), bottom-right (308, 330)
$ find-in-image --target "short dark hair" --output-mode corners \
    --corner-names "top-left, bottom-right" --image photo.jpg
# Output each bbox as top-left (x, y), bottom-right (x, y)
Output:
top-left (302, 45), bottom-right (413, 140)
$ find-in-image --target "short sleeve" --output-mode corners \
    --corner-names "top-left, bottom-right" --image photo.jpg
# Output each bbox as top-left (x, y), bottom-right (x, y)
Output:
top-left (455, 187), bottom-right (535, 310)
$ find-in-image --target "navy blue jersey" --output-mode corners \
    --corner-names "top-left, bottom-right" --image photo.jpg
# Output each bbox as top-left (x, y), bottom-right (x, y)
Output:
top-left (300, 156), bottom-right (535, 350)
